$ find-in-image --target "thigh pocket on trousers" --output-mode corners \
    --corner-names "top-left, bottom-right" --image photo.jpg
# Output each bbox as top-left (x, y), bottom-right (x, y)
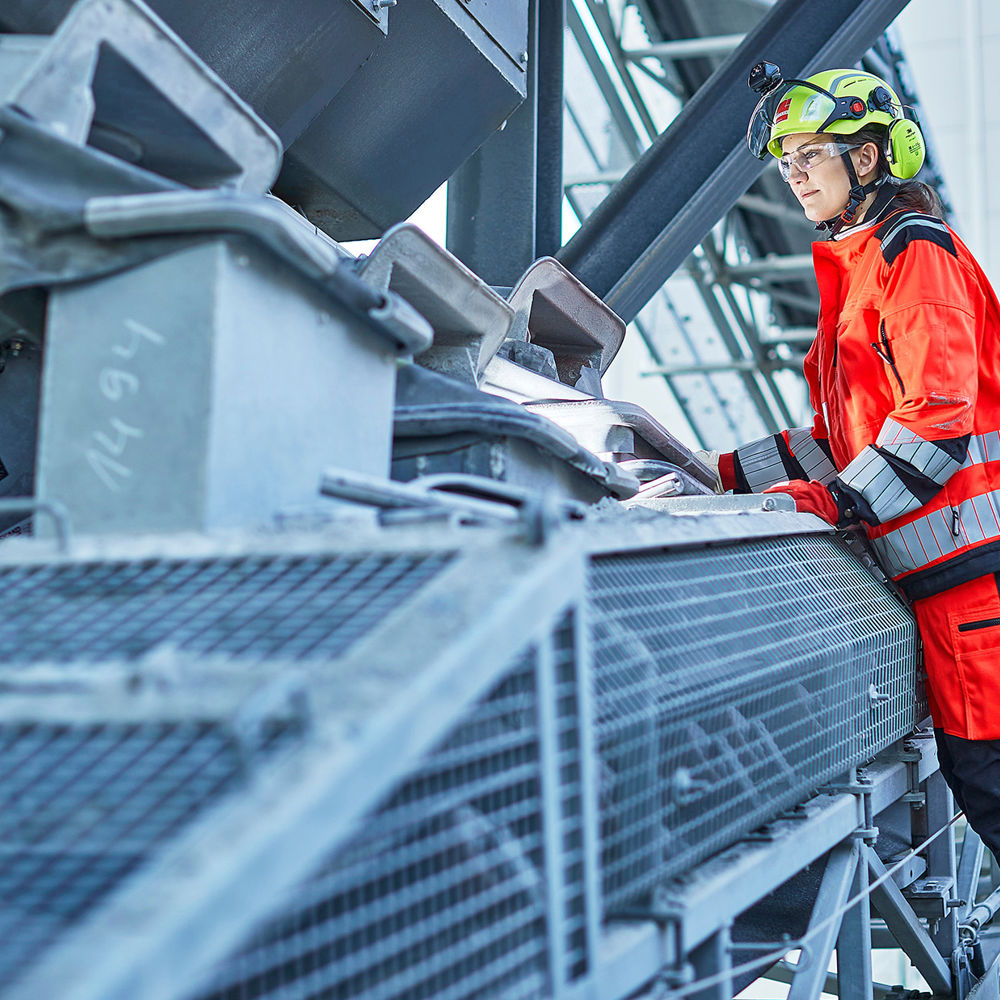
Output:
top-left (948, 606), bottom-right (1000, 738)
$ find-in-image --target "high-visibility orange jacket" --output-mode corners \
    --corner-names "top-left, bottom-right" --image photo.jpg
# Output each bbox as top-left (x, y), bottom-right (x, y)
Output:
top-left (724, 195), bottom-right (1000, 604)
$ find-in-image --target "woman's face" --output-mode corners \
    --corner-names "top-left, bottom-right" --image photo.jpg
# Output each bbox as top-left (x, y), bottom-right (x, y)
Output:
top-left (780, 132), bottom-right (877, 224)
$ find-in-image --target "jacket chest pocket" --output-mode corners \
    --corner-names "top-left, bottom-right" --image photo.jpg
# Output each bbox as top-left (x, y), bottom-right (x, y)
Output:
top-left (830, 308), bottom-right (901, 409)
top-left (868, 318), bottom-right (906, 404)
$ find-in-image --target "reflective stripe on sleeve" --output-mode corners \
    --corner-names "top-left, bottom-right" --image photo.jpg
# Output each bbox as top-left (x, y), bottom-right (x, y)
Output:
top-left (839, 446), bottom-right (924, 522)
top-left (871, 489), bottom-right (1000, 575)
top-left (786, 427), bottom-right (837, 484)
top-left (875, 417), bottom-right (962, 485)
top-left (736, 434), bottom-right (788, 492)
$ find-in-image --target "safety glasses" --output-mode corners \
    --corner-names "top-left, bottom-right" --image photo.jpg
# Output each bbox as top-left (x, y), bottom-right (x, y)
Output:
top-left (777, 141), bottom-right (860, 181)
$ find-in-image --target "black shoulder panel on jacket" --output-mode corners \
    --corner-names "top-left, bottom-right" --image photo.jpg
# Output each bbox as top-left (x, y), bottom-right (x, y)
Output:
top-left (875, 211), bottom-right (957, 266)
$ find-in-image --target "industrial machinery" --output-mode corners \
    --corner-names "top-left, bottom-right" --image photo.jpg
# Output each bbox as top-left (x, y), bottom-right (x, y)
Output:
top-left (0, 2), bottom-right (995, 1000)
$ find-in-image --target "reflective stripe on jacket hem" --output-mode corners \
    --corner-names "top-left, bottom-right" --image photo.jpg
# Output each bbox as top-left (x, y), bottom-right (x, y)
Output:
top-left (871, 489), bottom-right (1000, 578)
top-left (896, 538), bottom-right (1000, 602)
top-left (963, 431), bottom-right (1000, 468)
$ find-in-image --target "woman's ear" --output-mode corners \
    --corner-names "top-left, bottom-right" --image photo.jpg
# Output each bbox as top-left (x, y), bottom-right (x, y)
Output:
top-left (855, 141), bottom-right (880, 182)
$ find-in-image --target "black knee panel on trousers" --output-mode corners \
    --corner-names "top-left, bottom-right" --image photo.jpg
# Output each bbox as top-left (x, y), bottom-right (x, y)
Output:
top-left (935, 729), bottom-right (1000, 864)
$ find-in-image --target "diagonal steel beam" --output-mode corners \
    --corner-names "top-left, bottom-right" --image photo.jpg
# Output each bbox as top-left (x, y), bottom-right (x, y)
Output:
top-left (788, 843), bottom-right (860, 1000)
top-left (958, 827), bottom-right (986, 922)
top-left (556, 0), bottom-right (912, 324)
top-left (866, 846), bottom-right (952, 994)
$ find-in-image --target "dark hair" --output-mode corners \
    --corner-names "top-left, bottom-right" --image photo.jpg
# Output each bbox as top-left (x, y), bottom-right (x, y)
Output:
top-left (846, 124), bottom-right (944, 218)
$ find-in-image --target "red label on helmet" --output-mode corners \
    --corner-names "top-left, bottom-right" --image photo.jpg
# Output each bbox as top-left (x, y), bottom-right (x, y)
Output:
top-left (851, 99), bottom-right (865, 114)
top-left (775, 97), bottom-right (791, 124)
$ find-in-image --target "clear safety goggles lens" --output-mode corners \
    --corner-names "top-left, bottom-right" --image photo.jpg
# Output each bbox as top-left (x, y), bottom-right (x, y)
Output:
top-left (777, 141), bottom-right (859, 181)
top-left (746, 82), bottom-right (838, 158)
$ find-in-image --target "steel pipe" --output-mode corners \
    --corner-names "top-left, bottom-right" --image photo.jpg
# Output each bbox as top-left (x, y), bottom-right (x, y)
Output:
top-left (624, 35), bottom-right (746, 61)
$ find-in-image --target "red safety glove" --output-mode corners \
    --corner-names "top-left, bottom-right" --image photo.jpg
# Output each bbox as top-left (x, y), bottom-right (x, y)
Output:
top-left (763, 479), bottom-right (839, 525)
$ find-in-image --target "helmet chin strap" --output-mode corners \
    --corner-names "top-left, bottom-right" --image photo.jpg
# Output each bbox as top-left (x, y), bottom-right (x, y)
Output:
top-left (815, 149), bottom-right (883, 237)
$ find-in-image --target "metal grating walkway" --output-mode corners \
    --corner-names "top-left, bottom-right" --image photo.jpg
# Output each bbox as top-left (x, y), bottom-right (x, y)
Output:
top-left (0, 713), bottom-right (304, 991)
top-left (0, 551), bottom-right (454, 665)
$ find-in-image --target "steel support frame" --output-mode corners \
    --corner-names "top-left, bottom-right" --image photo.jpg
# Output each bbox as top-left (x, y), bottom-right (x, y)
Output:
top-left (867, 849), bottom-right (952, 993)
top-left (446, 0), bottom-right (565, 284)
top-left (564, 738), bottom-right (947, 1000)
top-left (959, 828), bottom-right (987, 923)
top-left (838, 844), bottom-right (875, 1000)
top-left (556, 0), bottom-right (912, 325)
top-left (686, 239), bottom-right (796, 430)
top-left (789, 843), bottom-right (860, 1000)
top-left (561, 17), bottom-right (706, 444)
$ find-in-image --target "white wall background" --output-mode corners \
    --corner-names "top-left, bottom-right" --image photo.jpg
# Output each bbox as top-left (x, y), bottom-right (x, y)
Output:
top-left (895, 0), bottom-right (1000, 283)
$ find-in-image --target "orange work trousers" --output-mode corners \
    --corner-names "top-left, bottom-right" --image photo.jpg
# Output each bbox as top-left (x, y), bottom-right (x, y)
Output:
top-left (912, 573), bottom-right (1000, 740)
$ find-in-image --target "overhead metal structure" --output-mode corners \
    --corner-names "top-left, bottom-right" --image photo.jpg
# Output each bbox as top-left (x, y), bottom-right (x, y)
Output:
top-left (557, 0), bottom-right (912, 323)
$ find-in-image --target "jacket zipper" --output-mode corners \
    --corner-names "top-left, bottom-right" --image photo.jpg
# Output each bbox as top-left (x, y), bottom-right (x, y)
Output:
top-left (958, 617), bottom-right (1000, 632)
top-left (871, 320), bottom-right (905, 395)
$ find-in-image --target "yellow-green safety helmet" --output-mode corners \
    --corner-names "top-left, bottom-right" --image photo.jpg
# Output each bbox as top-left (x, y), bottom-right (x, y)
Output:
top-left (746, 62), bottom-right (926, 180)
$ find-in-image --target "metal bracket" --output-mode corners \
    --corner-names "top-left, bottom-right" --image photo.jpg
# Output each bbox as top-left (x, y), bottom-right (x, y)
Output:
top-left (0, 497), bottom-right (70, 551)
top-left (820, 769), bottom-right (879, 845)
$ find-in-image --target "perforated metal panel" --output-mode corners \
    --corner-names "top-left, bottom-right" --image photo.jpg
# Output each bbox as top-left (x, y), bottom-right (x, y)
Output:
top-left (0, 711), bottom-right (305, 992)
top-left (588, 533), bottom-right (920, 913)
top-left (0, 551), bottom-right (453, 665)
top-left (198, 649), bottom-right (552, 1000)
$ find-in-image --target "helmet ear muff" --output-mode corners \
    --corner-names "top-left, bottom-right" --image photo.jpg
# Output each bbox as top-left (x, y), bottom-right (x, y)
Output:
top-left (885, 118), bottom-right (926, 179)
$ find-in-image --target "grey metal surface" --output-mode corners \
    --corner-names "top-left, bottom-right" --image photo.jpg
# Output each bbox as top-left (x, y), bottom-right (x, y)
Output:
top-left (0, 687), bottom-right (308, 994)
top-left (196, 647), bottom-right (553, 1000)
top-left (0, 341), bottom-right (40, 532)
top-left (0, 504), bottom-right (927, 1000)
top-left (446, 1), bottom-right (540, 287)
top-left (482, 353), bottom-right (598, 407)
top-left (525, 398), bottom-right (717, 489)
top-left (2, 533), bottom-right (583, 1000)
top-left (83, 191), bottom-right (433, 354)
top-left (556, 0), bottom-right (911, 323)
top-left (7, 0), bottom-right (281, 193)
top-left (275, 0), bottom-right (527, 240)
top-left (392, 363), bottom-right (640, 502)
top-left (1, 0), bottom-right (527, 240)
top-left (39, 237), bottom-right (403, 536)
top-left (629, 492), bottom-right (796, 514)
top-left (535, 0), bottom-right (566, 261)
top-left (0, 0), bottom-right (386, 148)
top-left (506, 257), bottom-right (626, 384)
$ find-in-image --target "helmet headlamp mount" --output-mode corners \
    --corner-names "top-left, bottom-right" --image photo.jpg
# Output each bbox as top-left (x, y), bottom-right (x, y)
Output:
top-left (748, 60), bottom-right (783, 97)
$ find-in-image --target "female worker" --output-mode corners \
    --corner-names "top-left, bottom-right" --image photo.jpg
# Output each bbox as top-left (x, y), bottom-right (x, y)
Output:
top-left (715, 63), bottom-right (1000, 860)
